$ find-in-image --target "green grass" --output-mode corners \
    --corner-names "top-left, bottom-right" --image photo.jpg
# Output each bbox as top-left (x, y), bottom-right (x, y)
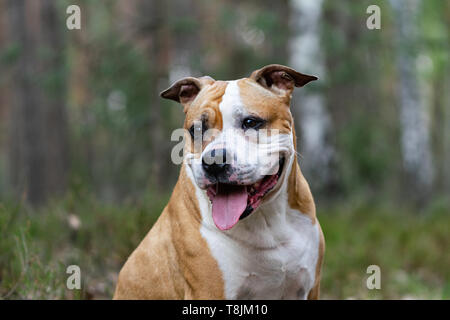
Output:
top-left (319, 199), bottom-right (450, 299)
top-left (0, 195), bottom-right (449, 299)
top-left (0, 192), bottom-right (168, 299)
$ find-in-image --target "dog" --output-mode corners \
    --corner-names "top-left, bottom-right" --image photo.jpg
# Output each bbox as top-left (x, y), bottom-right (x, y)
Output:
top-left (113, 64), bottom-right (325, 300)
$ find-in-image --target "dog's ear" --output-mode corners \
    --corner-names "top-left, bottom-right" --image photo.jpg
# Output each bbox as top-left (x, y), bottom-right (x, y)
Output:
top-left (250, 64), bottom-right (317, 95)
top-left (160, 76), bottom-right (215, 112)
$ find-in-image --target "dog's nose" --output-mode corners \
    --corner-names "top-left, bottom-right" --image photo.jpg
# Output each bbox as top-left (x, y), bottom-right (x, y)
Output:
top-left (202, 148), bottom-right (229, 177)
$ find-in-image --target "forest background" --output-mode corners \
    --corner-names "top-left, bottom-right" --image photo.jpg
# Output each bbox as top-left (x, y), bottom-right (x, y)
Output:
top-left (0, 0), bottom-right (449, 299)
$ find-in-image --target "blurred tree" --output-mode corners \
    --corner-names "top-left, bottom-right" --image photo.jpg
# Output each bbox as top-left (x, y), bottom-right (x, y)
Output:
top-left (1, 0), bottom-right (448, 207)
top-left (289, 0), bottom-right (336, 193)
top-left (0, 0), bottom-right (9, 124)
top-left (321, 0), bottom-right (392, 198)
top-left (67, 0), bottom-right (94, 183)
top-left (390, 0), bottom-right (434, 203)
top-left (423, 0), bottom-right (450, 195)
top-left (0, 0), bottom-right (9, 196)
top-left (138, 0), bottom-right (171, 188)
top-left (0, 0), bottom-right (7, 118)
top-left (7, 0), bottom-right (68, 205)
top-left (168, 0), bottom-right (201, 80)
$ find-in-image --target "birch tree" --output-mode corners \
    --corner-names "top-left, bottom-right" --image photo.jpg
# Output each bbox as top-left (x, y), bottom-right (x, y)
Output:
top-left (289, 0), bottom-right (334, 189)
top-left (390, 0), bottom-right (434, 200)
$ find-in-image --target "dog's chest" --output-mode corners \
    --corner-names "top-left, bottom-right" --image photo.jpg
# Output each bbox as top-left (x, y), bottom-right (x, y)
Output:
top-left (200, 207), bottom-right (320, 300)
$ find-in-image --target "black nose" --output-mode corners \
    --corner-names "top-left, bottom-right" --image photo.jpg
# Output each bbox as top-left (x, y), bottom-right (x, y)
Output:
top-left (202, 148), bottom-right (229, 176)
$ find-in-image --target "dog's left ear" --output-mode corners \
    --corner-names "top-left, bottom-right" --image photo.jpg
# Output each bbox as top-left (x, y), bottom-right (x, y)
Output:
top-left (160, 76), bottom-right (215, 112)
top-left (250, 64), bottom-right (317, 95)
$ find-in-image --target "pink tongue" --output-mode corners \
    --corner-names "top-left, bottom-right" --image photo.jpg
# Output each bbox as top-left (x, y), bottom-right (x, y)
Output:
top-left (211, 184), bottom-right (248, 230)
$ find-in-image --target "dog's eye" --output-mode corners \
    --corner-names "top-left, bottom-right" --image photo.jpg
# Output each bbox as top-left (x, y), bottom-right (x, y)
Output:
top-left (189, 123), bottom-right (206, 139)
top-left (242, 117), bottom-right (265, 130)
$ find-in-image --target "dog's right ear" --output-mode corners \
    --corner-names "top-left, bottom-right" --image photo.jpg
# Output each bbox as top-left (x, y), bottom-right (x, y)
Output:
top-left (160, 76), bottom-right (215, 112)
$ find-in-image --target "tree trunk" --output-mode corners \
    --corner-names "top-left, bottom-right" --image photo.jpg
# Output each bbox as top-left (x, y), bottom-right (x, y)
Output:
top-left (39, 0), bottom-right (69, 200)
top-left (433, 0), bottom-right (450, 194)
top-left (68, 1), bottom-right (94, 185)
top-left (0, 0), bottom-right (9, 197)
top-left (138, 0), bottom-right (171, 189)
top-left (0, 0), bottom-right (8, 120)
top-left (390, 0), bottom-right (434, 202)
top-left (289, 0), bottom-right (335, 191)
top-left (7, 0), bottom-right (68, 205)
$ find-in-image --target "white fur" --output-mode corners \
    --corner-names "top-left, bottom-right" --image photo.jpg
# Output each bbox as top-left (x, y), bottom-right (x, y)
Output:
top-left (219, 80), bottom-right (242, 130)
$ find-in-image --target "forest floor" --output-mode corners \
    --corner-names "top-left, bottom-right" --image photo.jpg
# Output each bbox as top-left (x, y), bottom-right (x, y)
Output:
top-left (1, 193), bottom-right (449, 300)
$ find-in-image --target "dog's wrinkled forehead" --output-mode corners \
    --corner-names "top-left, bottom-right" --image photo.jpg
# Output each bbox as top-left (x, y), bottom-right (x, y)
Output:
top-left (160, 64), bottom-right (318, 149)
top-left (184, 80), bottom-right (227, 131)
top-left (185, 78), bottom-right (294, 136)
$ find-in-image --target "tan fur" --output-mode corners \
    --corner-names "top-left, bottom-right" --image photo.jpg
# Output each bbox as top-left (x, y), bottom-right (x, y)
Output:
top-left (238, 78), bottom-right (293, 135)
top-left (184, 81), bottom-right (227, 152)
top-left (288, 126), bottom-right (325, 300)
top-left (114, 166), bottom-right (225, 299)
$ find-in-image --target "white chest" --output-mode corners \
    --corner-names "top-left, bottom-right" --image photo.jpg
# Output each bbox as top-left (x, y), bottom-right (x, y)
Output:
top-left (185, 159), bottom-right (320, 300)
top-left (199, 193), bottom-right (320, 300)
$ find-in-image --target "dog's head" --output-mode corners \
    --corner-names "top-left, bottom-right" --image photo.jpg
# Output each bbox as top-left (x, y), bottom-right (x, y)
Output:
top-left (161, 64), bottom-right (317, 230)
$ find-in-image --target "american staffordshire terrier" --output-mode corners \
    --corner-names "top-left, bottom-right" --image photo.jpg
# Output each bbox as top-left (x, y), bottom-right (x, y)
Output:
top-left (114, 64), bottom-right (325, 300)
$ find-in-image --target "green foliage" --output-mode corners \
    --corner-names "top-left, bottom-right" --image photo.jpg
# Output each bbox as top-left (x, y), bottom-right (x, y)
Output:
top-left (0, 191), bottom-right (167, 299)
top-left (69, 37), bottom-right (154, 200)
top-left (0, 42), bottom-right (21, 66)
top-left (320, 202), bottom-right (450, 299)
top-left (339, 116), bottom-right (392, 195)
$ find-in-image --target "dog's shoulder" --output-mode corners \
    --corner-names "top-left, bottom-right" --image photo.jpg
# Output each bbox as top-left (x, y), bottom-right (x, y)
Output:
top-left (114, 209), bottom-right (184, 299)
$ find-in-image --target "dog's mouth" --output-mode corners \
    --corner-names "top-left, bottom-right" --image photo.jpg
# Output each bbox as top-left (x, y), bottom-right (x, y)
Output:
top-left (206, 157), bottom-right (285, 230)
